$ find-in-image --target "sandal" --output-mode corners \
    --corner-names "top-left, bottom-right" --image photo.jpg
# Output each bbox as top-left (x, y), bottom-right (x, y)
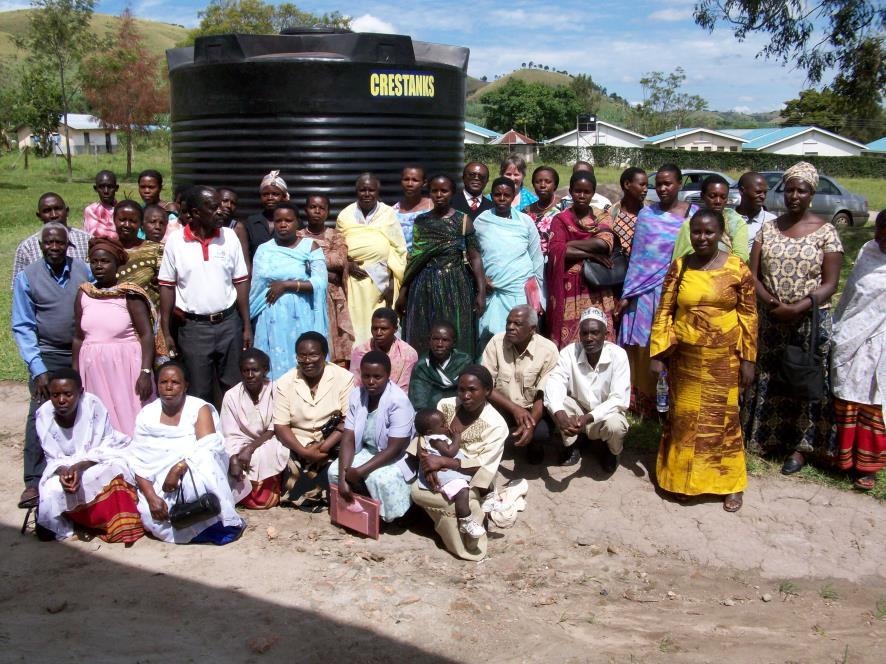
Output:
top-left (723, 492), bottom-right (743, 512)
top-left (853, 474), bottom-right (876, 491)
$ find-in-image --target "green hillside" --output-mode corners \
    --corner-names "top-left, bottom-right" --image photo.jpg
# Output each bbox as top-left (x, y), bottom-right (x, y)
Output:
top-left (0, 9), bottom-right (187, 63)
top-left (468, 68), bottom-right (572, 101)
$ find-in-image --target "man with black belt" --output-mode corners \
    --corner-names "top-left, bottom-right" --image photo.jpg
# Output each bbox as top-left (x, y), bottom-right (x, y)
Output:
top-left (452, 162), bottom-right (495, 220)
top-left (12, 223), bottom-right (92, 507)
top-left (159, 185), bottom-right (252, 403)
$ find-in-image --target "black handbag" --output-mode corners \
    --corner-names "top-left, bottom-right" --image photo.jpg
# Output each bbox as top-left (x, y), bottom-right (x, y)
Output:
top-left (168, 468), bottom-right (221, 529)
top-left (582, 235), bottom-right (628, 288)
top-left (774, 296), bottom-right (826, 401)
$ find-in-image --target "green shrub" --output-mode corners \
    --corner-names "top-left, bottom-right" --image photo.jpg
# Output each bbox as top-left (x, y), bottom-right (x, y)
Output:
top-left (535, 145), bottom-right (886, 178)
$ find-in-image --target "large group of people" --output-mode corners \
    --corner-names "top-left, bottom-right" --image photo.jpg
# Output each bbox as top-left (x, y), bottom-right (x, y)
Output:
top-left (10, 155), bottom-right (884, 561)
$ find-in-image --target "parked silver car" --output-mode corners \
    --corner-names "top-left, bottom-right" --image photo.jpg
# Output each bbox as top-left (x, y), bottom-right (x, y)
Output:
top-left (646, 169), bottom-right (741, 207)
top-left (762, 171), bottom-right (868, 226)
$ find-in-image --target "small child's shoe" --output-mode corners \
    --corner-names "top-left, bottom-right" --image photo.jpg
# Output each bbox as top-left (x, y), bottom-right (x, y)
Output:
top-left (458, 516), bottom-right (486, 539)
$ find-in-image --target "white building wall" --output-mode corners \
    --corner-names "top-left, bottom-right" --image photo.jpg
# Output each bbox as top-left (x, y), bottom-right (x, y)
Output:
top-left (654, 131), bottom-right (744, 152)
top-left (548, 126), bottom-right (645, 149)
top-left (760, 131), bottom-right (863, 157)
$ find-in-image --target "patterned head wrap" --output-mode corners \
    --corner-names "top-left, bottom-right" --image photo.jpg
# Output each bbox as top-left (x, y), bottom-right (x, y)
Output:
top-left (580, 307), bottom-right (608, 329)
top-left (259, 170), bottom-right (289, 197)
top-left (782, 161), bottom-right (819, 191)
top-left (88, 236), bottom-right (128, 264)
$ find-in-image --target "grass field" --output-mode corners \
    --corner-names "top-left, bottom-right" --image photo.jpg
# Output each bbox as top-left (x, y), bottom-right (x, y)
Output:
top-left (0, 147), bottom-right (882, 498)
top-left (0, 10), bottom-right (187, 63)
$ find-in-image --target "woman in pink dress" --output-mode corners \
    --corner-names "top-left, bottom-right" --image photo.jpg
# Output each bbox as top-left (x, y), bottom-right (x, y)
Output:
top-left (73, 237), bottom-right (157, 436)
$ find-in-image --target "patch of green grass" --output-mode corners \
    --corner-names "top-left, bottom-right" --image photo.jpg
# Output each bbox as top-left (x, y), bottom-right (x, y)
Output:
top-left (778, 580), bottom-right (800, 597)
top-left (658, 634), bottom-right (679, 653)
top-left (819, 584), bottom-right (839, 600)
top-left (875, 599), bottom-right (886, 621)
top-left (0, 147), bottom-right (171, 381)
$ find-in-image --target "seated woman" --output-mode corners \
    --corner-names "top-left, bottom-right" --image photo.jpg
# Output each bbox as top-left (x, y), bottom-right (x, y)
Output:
top-left (220, 348), bottom-right (289, 509)
top-left (128, 362), bottom-right (248, 545)
top-left (408, 320), bottom-right (473, 411)
top-left (350, 307), bottom-right (418, 393)
top-left (249, 201), bottom-right (328, 379)
top-left (411, 365), bottom-right (508, 561)
top-left (273, 332), bottom-right (355, 484)
top-left (36, 369), bottom-right (144, 544)
top-left (329, 350), bottom-right (415, 524)
top-left (74, 237), bottom-right (157, 436)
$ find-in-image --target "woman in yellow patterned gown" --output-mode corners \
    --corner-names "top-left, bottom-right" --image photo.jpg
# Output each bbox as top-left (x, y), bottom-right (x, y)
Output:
top-left (649, 209), bottom-right (758, 512)
top-left (336, 173), bottom-right (408, 345)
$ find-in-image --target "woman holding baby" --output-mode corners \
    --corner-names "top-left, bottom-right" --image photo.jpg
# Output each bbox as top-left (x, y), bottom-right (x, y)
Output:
top-left (411, 365), bottom-right (509, 561)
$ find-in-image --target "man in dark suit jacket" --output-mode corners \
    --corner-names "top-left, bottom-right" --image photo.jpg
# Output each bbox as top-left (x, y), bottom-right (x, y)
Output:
top-left (452, 162), bottom-right (495, 220)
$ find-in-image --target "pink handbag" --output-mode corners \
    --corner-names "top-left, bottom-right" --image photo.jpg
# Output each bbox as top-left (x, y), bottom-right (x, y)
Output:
top-left (329, 484), bottom-right (381, 540)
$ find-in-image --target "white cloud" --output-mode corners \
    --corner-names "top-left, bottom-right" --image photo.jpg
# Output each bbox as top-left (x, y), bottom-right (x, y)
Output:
top-left (648, 8), bottom-right (692, 22)
top-left (351, 13), bottom-right (397, 34)
top-left (0, 0), bottom-right (30, 10)
top-left (733, 105), bottom-right (752, 113)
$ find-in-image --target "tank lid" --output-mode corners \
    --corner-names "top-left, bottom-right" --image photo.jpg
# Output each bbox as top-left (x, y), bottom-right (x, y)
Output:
top-left (280, 25), bottom-right (352, 35)
top-left (167, 32), bottom-right (469, 73)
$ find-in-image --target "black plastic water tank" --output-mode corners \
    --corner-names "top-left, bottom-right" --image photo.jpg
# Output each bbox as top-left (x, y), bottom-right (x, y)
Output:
top-left (166, 30), bottom-right (468, 217)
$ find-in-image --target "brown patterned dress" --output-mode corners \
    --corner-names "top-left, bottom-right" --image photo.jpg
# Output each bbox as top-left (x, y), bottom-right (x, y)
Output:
top-left (296, 227), bottom-right (355, 363)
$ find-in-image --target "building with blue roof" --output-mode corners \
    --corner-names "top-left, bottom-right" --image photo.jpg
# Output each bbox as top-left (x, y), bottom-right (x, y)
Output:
top-left (866, 137), bottom-right (886, 155)
top-left (464, 121), bottom-right (501, 144)
top-left (641, 125), bottom-right (867, 157)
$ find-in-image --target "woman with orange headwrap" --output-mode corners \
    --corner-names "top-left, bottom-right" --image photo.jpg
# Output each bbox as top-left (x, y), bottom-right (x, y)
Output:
top-left (74, 237), bottom-right (160, 436)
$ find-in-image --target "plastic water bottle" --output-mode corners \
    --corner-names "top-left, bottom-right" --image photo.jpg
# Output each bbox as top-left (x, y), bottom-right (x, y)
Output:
top-left (656, 371), bottom-right (669, 413)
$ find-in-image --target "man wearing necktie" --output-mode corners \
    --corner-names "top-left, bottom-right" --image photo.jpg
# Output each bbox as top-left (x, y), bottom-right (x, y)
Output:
top-left (453, 162), bottom-right (495, 220)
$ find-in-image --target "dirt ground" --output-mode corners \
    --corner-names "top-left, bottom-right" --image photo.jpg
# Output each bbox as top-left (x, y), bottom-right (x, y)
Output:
top-left (0, 380), bottom-right (883, 663)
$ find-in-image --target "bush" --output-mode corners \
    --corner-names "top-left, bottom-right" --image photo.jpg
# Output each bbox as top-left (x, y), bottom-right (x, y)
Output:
top-left (464, 144), bottom-right (512, 165)
top-left (535, 145), bottom-right (886, 178)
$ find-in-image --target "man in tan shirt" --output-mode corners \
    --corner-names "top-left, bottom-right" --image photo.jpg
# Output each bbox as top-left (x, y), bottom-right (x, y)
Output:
top-left (481, 305), bottom-right (560, 465)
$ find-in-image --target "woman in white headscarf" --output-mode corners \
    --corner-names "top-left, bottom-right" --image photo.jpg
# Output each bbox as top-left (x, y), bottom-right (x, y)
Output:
top-left (236, 170), bottom-right (290, 272)
top-left (742, 162), bottom-right (843, 475)
top-left (831, 210), bottom-right (886, 491)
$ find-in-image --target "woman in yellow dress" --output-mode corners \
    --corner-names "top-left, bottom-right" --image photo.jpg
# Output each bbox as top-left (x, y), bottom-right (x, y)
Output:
top-left (649, 209), bottom-right (758, 512)
top-left (336, 173), bottom-right (408, 345)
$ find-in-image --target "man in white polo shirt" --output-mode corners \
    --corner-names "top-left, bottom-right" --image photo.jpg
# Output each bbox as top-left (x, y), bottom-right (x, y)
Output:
top-left (158, 185), bottom-right (252, 403)
top-left (544, 307), bottom-right (630, 474)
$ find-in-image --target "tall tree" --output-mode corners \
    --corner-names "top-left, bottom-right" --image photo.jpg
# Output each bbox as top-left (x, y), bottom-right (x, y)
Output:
top-left (185, 0), bottom-right (350, 44)
top-left (80, 10), bottom-right (169, 178)
top-left (780, 89), bottom-right (844, 134)
top-left (1, 63), bottom-right (63, 157)
top-left (481, 79), bottom-right (583, 140)
top-left (693, 1), bottom-right (885, 88)
top-left (638, 67), bottom-right (708, 135)
top-left (15, 0), bottom-right (95, 180)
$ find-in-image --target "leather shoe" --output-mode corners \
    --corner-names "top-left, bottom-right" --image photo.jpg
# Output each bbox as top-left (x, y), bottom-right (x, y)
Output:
top-left (526, 443), bottom-right (545, 465)
top-left (781, 452), bottom-right (805, 475)
top-left (558, 445), bottom-right (581, 466)
top-left (601, 450), bottom-right (619, 474)
top-left (18, 486), bottom-right (38, 508)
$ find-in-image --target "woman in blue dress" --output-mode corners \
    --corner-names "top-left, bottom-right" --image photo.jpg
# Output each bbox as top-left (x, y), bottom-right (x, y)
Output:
top-left (474, 177), bottom-right (545, 347)
top-left (249, 201), bottom-right (328, 379)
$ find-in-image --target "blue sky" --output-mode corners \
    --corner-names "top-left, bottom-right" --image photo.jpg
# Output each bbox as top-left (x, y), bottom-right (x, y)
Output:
top-left (5, 0), bottom-right (828, 112)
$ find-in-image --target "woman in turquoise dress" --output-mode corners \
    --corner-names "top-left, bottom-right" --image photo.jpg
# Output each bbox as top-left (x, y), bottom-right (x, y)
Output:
top-left (249, 202), bottom-right (328, 379)
top-left (396, 174), bottom-right (486, 358)
top-left (474, 177), bottom-right (545, 346)
top-left (329, 350), bottom-right (415, 523)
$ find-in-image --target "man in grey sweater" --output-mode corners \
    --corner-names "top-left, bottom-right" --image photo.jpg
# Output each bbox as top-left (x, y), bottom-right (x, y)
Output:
top-left (11, 223), bottom-right (92, 507)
